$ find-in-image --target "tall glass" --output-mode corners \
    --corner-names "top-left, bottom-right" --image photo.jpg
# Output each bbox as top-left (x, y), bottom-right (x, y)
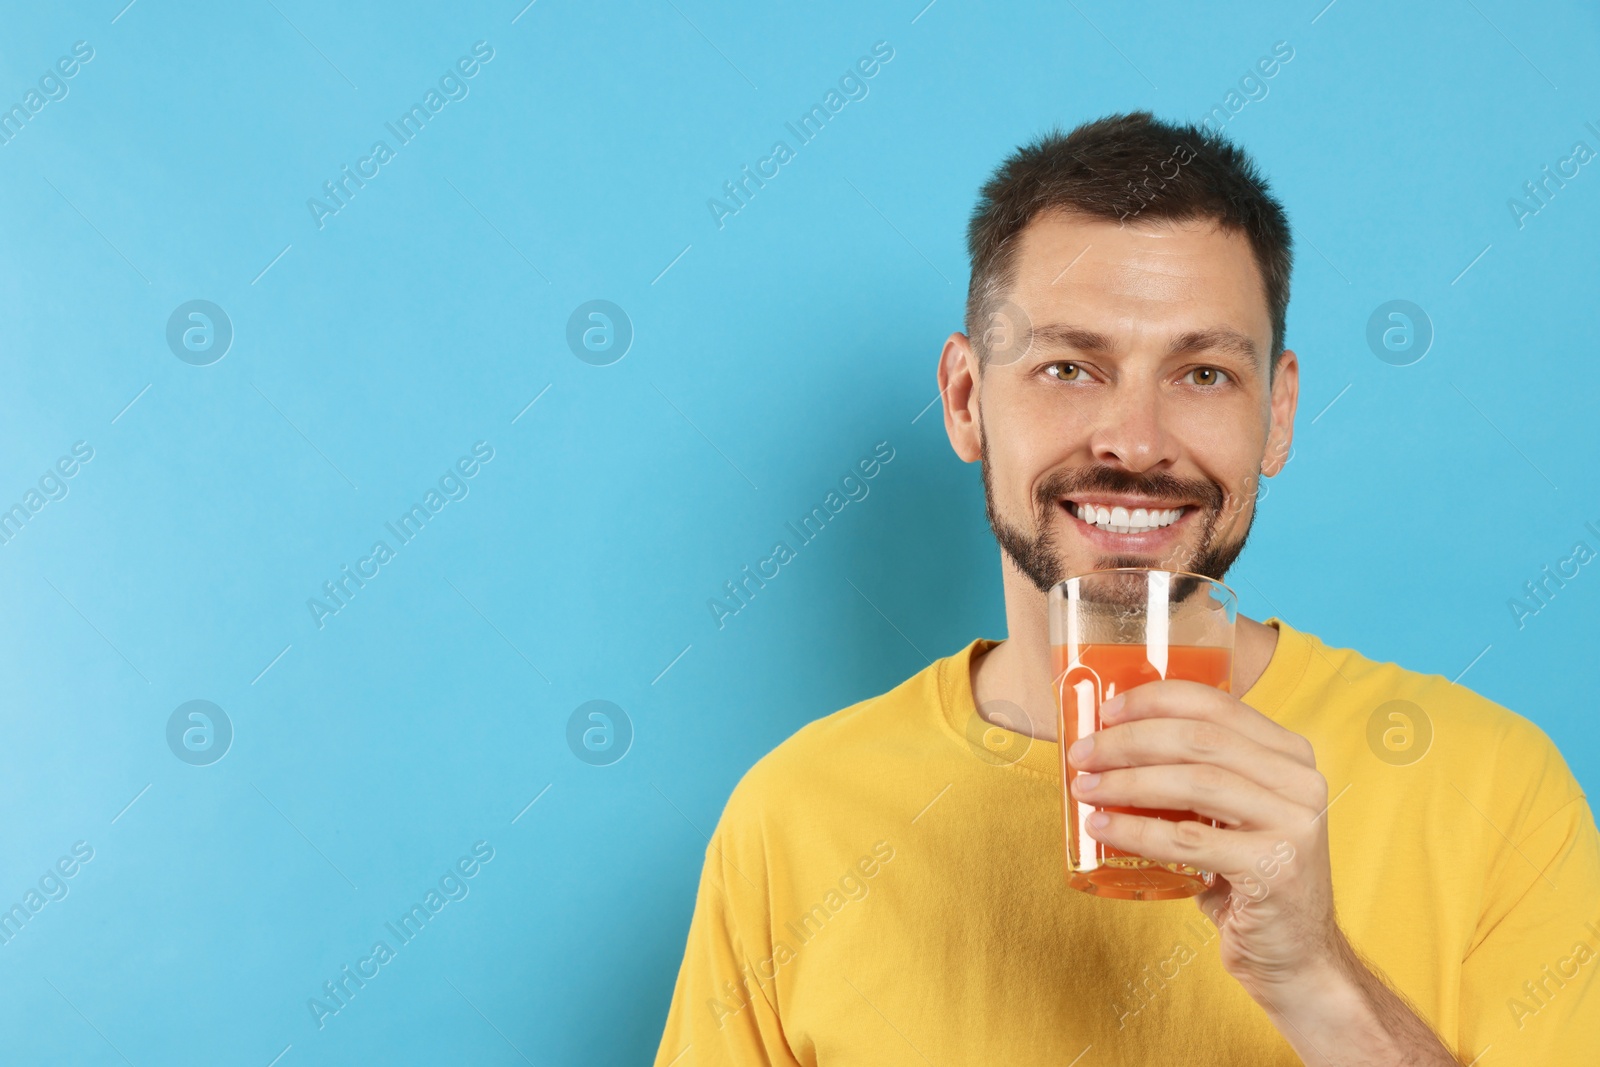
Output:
top-left (1050, 568), bottom-right (1238, 901)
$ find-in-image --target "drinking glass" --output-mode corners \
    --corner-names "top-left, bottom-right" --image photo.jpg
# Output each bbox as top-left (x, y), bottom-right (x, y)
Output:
top-left (1050, 568), bottom-right (1238, 901)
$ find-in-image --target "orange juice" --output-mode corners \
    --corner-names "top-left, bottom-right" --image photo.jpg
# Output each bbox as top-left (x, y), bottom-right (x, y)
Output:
top-left (1052, 642), bottom-right (1232, 900)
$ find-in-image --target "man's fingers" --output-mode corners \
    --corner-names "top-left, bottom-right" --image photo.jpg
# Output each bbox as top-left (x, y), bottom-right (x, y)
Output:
top-left (1069, 717), bottom-right (1329, 812)
top-left (1070, 763), bottom-right (1307, 830)
top-left (1097, 679), bottom-right (1317, 768)
top-left (1085, 810), bottom-right (1292, 882)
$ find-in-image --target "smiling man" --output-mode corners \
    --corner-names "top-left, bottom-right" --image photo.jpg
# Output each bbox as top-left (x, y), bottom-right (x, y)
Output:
top-left (654, 112), bottom-right (1600, 1065)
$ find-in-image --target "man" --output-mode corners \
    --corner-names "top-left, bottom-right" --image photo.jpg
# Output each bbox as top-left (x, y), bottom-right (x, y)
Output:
top-left (653, 112), bottom-right (1600, 1064)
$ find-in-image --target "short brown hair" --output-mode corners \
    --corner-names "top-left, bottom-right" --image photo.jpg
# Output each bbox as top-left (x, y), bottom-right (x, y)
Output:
top-left (965, 111), bottom-right (1293, 372)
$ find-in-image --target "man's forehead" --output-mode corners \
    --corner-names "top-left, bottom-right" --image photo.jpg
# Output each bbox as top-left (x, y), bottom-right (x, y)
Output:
top-left (1012, 209), bottom-right (1246, 271)
top-left (1004, 210), bottom-right (1272, 344)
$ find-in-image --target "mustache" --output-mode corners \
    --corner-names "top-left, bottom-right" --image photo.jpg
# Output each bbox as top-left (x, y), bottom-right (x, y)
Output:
top-left (1035, 466), bottom-right (1226, 512)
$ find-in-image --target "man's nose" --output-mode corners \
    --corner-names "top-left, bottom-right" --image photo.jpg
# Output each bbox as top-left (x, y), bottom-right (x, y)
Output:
top-left (1086, 382), bottom-right (1178, 473)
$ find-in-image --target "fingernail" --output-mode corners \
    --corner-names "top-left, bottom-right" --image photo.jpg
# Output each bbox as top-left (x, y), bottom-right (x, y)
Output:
top-left (1100, 694), bottom-right (1126, 720)
top-left (1087, 811), bottom-right (1110, 829)
top-left (1074, 772), bottom-right (1100, 793)
top-left (1068, 737), bottom-right (1093, 764)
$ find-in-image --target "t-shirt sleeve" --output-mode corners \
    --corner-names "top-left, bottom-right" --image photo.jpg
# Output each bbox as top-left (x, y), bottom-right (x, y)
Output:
top-left (653, 826), bottom-right (802, 1067)
top-left (1457, 773), bottom-right (1600, 1063)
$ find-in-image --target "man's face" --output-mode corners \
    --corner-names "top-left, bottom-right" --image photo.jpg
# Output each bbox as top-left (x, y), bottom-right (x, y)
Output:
top-left (951, 210), bottom-right (1297, 591)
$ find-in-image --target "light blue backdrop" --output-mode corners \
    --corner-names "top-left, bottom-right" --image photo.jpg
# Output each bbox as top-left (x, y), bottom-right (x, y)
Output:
top-left (0, 0), bottom-right (1596, 1063)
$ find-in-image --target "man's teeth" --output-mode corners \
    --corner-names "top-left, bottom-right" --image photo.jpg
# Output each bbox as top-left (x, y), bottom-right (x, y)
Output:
top-left (1071, 502), bottom-right (1184, 534)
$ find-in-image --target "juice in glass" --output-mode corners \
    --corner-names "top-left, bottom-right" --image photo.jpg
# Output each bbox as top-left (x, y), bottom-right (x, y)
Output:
top-left (1050, 569), bottom-right (1237, 901)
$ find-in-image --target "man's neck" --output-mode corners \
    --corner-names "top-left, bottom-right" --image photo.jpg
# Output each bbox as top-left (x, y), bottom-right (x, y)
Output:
top-left (969, 562), bottom-right (1281, 743)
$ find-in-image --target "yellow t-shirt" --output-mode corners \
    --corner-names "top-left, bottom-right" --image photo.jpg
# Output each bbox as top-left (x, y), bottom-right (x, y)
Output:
top-left (654, 620), bottom-right (1600, 1065)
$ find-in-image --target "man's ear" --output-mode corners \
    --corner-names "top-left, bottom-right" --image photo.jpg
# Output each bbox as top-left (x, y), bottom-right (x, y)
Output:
top-left (1262, 348), bottom-right (1299, 476)
top-left (940, 331), bottom-right (983, 463)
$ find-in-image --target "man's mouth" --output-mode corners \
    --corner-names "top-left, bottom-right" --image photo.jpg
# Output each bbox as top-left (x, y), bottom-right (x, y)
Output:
top-left (1060, 497), bottom-right (1194, 537)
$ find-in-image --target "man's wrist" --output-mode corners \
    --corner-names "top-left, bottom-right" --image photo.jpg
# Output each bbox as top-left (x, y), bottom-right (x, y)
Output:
top-left (1241, 935), bottom-right (1458, 1067)
top-left (1248, 950), bottom-right (1375, 1064)
top-left (1240, 937), bottom-right (1356, 1030)
top-left (1231, 922), bottom-right (1351, 1012)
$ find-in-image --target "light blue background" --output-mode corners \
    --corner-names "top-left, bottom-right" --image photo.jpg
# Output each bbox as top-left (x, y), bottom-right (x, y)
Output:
top-left (0, 0), bottom-right (1596, 1063)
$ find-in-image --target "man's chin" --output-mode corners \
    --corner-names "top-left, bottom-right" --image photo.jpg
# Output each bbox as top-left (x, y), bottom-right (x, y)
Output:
top-left (1052, 533), bottom-right (1244, 585)
top-left (1054, 552), bottom-right (1204, 583)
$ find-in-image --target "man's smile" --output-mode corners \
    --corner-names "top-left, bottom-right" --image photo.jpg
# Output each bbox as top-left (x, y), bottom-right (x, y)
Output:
top-left (1058, 495), bottom-right (1199, 549)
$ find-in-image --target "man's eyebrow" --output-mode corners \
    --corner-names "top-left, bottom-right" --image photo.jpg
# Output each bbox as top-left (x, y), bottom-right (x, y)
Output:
top-left (1025, 323), bottom-right (1117, 354)
top-left (1025, 322), bottom-right (1261, 369)
top-left (1167, 326), bottom-right (1261, 369)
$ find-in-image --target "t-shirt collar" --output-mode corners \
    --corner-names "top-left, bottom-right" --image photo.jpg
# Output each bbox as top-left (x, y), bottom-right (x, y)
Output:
top-left (938, 618), bottom-right (1314, 780)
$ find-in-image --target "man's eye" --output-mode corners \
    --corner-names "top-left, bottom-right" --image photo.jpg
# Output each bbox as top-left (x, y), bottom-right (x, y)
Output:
top-left (1046, 362), bottom-right (1083, 381)
top-left (1185, 366), bottom-right (1229, 386)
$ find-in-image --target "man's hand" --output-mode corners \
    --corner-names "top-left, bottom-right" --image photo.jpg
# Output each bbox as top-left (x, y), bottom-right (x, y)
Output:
top-left (1066, 679), bottom-right (1462, 1066)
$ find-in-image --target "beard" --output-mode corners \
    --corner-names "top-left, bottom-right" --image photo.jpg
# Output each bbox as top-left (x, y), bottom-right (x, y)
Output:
top-left (979, 425), bottom-right (1256, 592)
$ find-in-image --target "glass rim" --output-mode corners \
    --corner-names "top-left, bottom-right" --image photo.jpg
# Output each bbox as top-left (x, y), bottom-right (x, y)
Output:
top-left (1050, 566), bottom-right (1238, 605)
